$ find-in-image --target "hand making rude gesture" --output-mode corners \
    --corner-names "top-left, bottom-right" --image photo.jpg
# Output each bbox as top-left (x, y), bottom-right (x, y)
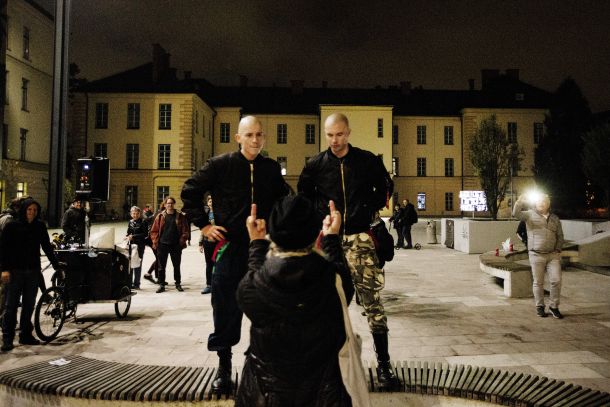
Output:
top-left (246, 204), bottom-right (267, 241)
top-left (322, 200), bottom-right (341, 236)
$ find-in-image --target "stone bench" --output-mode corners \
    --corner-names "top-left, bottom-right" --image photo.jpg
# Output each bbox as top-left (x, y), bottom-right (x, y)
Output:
top-left (479, 247), bottom-right (579, 298)
top-left (1, 356), bottom-right (608, 406)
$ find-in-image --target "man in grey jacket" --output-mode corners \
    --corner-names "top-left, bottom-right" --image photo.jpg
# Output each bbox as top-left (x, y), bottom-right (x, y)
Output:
top-left (513, 193), bottom-right (564, 318)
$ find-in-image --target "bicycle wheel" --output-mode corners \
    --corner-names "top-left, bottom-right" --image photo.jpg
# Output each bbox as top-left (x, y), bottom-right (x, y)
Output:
top-left (114, 286), bottom-right (131, 318)
top-left (34, 287), bottom-right (66, 342)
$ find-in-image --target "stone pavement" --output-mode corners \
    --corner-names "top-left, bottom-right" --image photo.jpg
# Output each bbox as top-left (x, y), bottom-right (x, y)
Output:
top-left (1, 221), bottom-right (609, 395)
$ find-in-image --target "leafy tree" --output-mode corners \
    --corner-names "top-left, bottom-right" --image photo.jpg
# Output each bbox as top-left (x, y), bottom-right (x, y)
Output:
top-left (469, 115), bottom-right (523, 220)
top-left (534, 77), bottom-right (592, 217)
top-left (582, 124), bottom-right (610, 217)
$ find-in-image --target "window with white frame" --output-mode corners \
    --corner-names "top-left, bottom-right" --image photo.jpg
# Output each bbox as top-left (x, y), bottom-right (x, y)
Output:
top-left (305, 124), bottom-right (315, 144)
top-left (159, 104), bottom-right (172, 130)
top-left (417, 125), bottom-right (426, 144)
top-left (126, 144), bottom-right (139, 169)
top-left (125, 186), bottom-right (138, 208)
top-left (220, 122), bottom-right (230, 143)
top-left (16, 182), bottom-right (27, 198)
top-left (277, 124), bottom-right (287, 144)
top-left (377, 118), bottom-right (383, 138)
top-left (157, 186), bottom-right (169, 206)
top-left (19, 128), bottom-right (27, 161)
top-left (22, 27), bottom-right (30, 60)
top-left (94, 143), bottom-right (107, 158)
top-left (158, 144), bottom-right (171, 169)
top-left (445, 158), bottom-right (454, 177)
top-left (127, 103), bottom-right (140, 129)
top-left (508, 122), bottom-right (517, 143)
top-left (417, 157), bottom-right (426, 177)
top-left (444, 126), bottom-right (454, 145)
top-left (21, 78), bottom-right (28, 111)
top-left (95, 103), bottom-right (108, 129)
top-left (445, 192), bottom-right (454, 211)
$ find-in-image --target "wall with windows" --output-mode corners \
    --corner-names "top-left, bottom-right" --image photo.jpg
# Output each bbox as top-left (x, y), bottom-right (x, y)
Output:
top-left (213, 107), bottom-right (241, 157)
top-left (0, 0), bottom-right (53, 206)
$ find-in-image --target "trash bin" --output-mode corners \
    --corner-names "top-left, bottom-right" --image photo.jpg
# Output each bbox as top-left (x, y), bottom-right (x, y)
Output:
top-left (426, 220), bottom-right (438, 244)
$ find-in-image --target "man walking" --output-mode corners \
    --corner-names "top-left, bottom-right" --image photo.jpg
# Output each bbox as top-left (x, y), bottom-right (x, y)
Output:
top-left (298, 112), bottom-right (399, 388)
top-left (513, 193), bottom-right (565, 318)
top-left (181, 115), bottom-right (289, 393)
top-left (401, 199), bottom-right (418, 249)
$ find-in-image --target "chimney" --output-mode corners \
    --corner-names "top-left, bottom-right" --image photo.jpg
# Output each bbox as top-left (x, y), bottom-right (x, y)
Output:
top-left (400, 81), bottom-right (412, 95)
top-left (152, 43), bottom-right (170, 83)
top-left (184, 71), bottom-right (192, 80)
top-left (322, 80), bottom-right (328, 89)
top-left (468, 79), bottom-right (475, 91)
top-left (506, 69), bottom-right (519, 80)
top-left (239, 75), bottom-right (248, 88)
top-left (290, 79), bottom-right (304, 95)
top-left (481, 69), bottom-right (500, 88)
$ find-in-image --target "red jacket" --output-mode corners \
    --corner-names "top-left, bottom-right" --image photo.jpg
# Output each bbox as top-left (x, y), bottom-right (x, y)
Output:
top-left (149, 210), bottom-right (190, 250)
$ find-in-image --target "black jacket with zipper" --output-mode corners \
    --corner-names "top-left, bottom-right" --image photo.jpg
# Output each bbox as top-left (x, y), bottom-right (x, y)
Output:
top-left (298, 145), bottom-right (392, 235)
top-left (181, 151), bottom-right (289, 243)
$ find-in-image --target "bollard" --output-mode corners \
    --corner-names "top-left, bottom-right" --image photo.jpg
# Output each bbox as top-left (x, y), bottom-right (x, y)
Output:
top-left (426, 221), bottom-right (438, 244)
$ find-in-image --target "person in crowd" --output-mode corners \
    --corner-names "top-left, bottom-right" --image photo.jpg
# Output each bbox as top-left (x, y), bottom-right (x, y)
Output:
top-left (401, 199), bottom-right (418, 249)
top-left (143, 204), bottom-right (154, 220)
top-left (298, 112), bottom-right (399, 388)
top-left (389, 204), bottom-right (404, 248)
top-left (0, 198), bottom-right (23, 324)
top-left (513, 193), bottom-right (565, 318)
top-left (149, 197), bottom-right (190, 293)
top-left (61, 198), bottom-right (86, 245)
top-left (126, 206), bottom-right (147, 289)
top-left (142, 201), bottom-right (165, 284)
top-left (236, 197), bottom-right (354, 406)
top-left (198, 195), bottom-right (215, 295)
top-left (181, 115), bottom-right (289, 394)
top-left (0, 198), bottom-right (61, 351)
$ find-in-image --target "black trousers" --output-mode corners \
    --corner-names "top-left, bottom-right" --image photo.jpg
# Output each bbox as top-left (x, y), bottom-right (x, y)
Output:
top-left (156, 244), bottom-right (182, 285)
top-left (2, 270), bottom-right (39, 342)
top-left (401, 224), bottom-right (413, 248)
top-left (208, 241), bottom-right (248, 354)
top-left (203, 239), bottom-right (216, 286)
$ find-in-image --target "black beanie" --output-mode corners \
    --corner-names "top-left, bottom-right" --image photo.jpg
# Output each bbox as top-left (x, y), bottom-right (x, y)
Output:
top-left (268, 195), bottom-right (320, 250)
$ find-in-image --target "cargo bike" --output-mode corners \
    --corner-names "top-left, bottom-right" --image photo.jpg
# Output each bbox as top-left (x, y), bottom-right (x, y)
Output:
top-left (34, 246), bottom-right (136, 342)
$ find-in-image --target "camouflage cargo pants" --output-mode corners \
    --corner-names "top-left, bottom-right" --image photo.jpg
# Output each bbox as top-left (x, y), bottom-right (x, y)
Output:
top-left (342, 232), bottom-right (388, 333)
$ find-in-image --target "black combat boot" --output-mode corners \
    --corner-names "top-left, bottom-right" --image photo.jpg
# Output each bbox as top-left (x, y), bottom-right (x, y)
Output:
top-left (211, 350), bottom-right (232, 394)
top-left (373, 331), bottom-right (400, 390)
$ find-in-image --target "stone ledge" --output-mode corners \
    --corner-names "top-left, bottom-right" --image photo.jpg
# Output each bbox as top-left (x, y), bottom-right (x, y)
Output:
top-left (1, 356), bottom-right (608, 406)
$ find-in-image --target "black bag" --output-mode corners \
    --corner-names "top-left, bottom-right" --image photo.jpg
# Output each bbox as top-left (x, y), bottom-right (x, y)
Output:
top-left (369, 220), bottom-right (394, 263)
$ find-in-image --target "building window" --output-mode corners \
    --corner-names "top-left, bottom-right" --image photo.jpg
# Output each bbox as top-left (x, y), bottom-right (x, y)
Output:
top-left (277, 156), bottom-right (287, 175)
top-left (277, 124), bottom-right (287, 144)
top-left (533, 122), bottom-right (543, 144)
top-left (392, 125), bottom-right (398, 144)
top-left (194, 110), bottom-right (199, 134)
top-left (21, 79), bottom-right (28, 111)
top-left (158, 144), bottom-right (171, 169)
top-left (157, 186), bottom-right (169, 206)
top-left (127, 103), bottom-right (140, 129)
top-left (125, 186), bottom-right (138, 208)
top-left (126, 144), bottom-right (139, 169)
top-left (159, 104), bottom-right (172, 130)
top-left (417, 157), bottom-right (426, 177)
top-left (377, 118), bottom-right (383, 138)
top-left (16, 182), bottom-right (27, 199)
top-left (417, 125), bottom-right (426, 144)
top-left (444, 158), bottom-right (454, 177)
top-left (392, 157), bottom-right (399, 176)
top-left (417, 192), bottom-right (426, 211)
top-left (19, 128), bottom-right (27, 161)
top-left (95, 103), bottom-right (108, 129)
top-left (445, 192), bottom-right (454, 211)
top-left (508, 122), bottom-right (517, 143)
top-left (511, 158), bottom-right (519, 177)
top-left (305, 124), bottom-right (315, 144)
top-left (444, 126), bottom-right (454, 145)
top-left (220, 123), bottom-right (230, 143)
top-left (94, 143), bottom-right (107, 158)
top-left (22, 27), bottom-right (30, 60)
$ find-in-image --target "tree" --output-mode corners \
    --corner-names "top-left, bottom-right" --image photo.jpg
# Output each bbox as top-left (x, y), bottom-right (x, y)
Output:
top-left (534, 77), bottom-right (592, 217)
top-left (582, 124), bottom-right (610, 217)
top-left (469, 115), bottom-right (523, 220)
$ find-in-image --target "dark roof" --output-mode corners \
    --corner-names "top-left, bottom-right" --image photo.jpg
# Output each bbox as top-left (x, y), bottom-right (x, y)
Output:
top-left (82, 66), bottom-right (551, 116)
top-left (25, 0), bottom-right (54, 21)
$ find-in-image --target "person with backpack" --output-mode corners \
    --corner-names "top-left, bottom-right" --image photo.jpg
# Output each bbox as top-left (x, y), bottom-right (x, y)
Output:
top-left (401, 199), bottom-right (418, 249)
top-left (298, 112), bottom-right (399, 389)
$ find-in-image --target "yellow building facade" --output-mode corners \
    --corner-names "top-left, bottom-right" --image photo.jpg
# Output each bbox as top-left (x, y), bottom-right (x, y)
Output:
top-left (0, 0), bottom-right (53, 209)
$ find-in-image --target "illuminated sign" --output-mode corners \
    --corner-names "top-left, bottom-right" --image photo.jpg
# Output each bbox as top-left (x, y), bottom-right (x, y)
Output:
top-left (459, 191), bottom-right (487, 212)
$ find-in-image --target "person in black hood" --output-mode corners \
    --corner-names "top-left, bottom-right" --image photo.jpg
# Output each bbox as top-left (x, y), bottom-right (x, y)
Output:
top-left (0, 198), bottom-right (60, 351)
top-left (236, 196), bottom-right (354, 407)
top-left (61, 198), bottom-right (86, 245)
top-left (181, 115), bottom-right (289, 393)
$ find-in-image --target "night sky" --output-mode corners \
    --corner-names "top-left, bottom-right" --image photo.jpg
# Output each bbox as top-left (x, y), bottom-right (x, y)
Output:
top-left (43, 0), bottom-right (610, 112)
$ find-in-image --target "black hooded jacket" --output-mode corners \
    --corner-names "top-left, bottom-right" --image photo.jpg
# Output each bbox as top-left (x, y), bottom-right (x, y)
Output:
top-left (298, 145), bottom-right (393, 235)
top-left (0, 198), bottom-right (58, 272)
top-left (235, 235), bottom-right (354, 406)
top-left (181, 151), bottom-right (289, 243)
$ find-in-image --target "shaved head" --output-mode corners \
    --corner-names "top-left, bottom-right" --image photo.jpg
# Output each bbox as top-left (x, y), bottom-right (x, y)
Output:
top-left (325, 113), bottom-right (350, 129)
top-left (238, 115), bottom-right (263, 134)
